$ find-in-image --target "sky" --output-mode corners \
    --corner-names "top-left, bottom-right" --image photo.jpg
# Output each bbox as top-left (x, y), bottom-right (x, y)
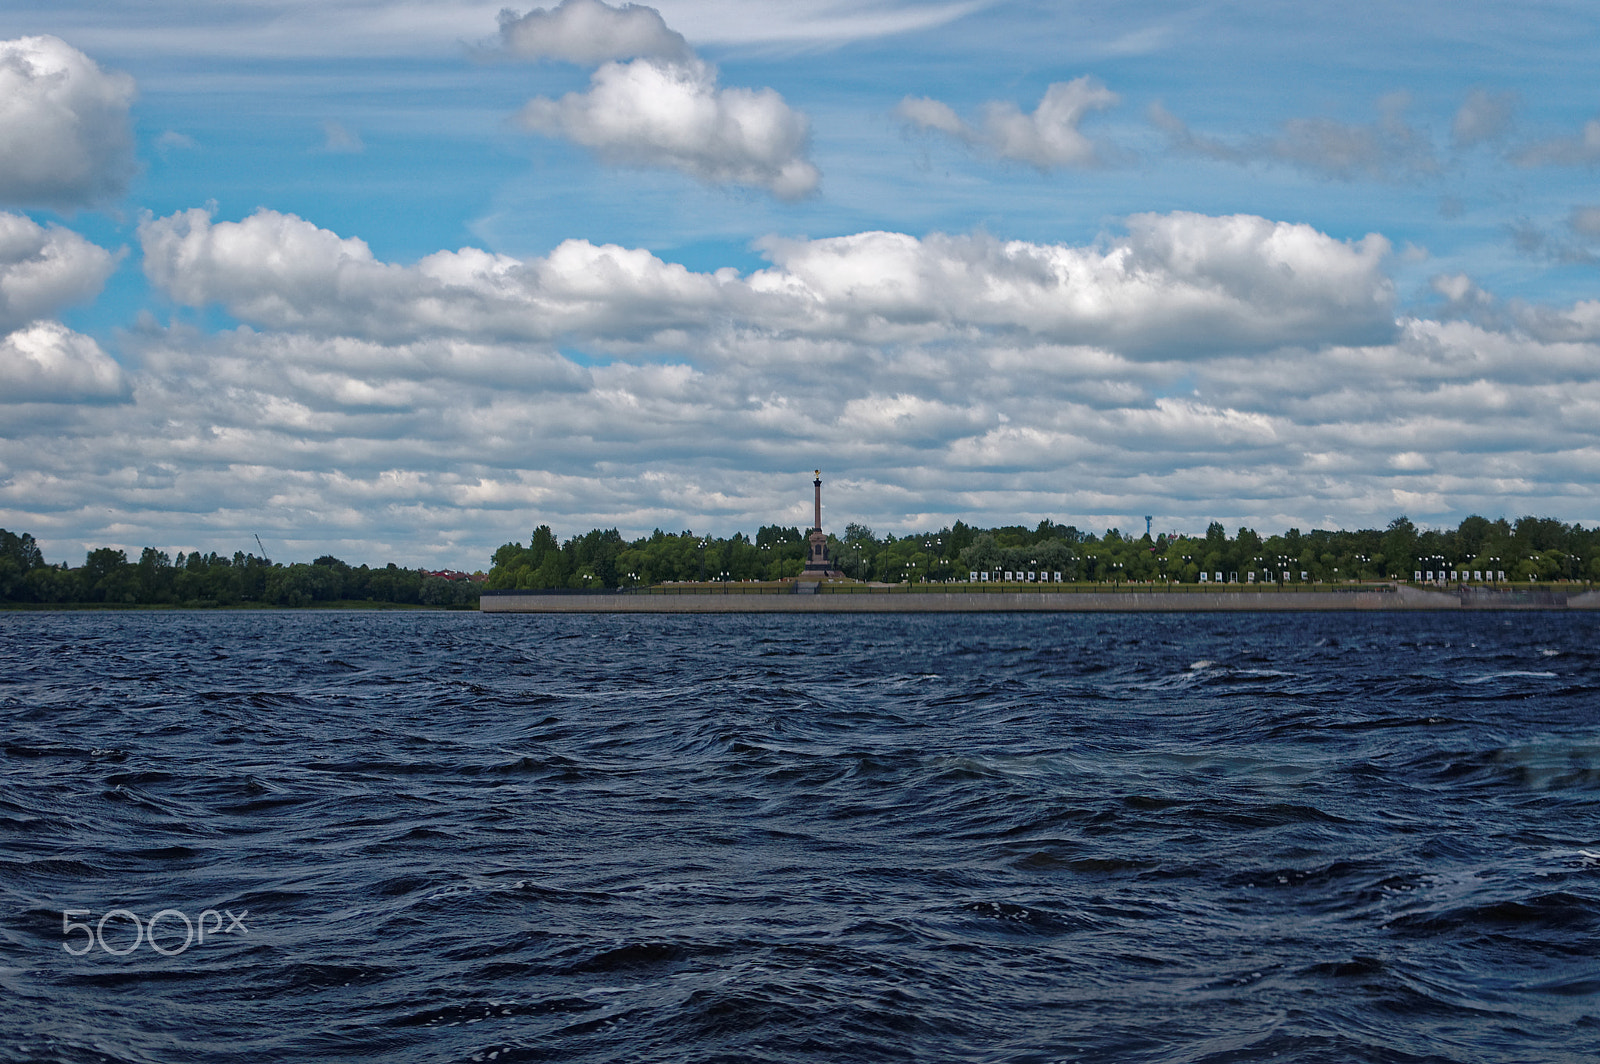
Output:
top-left (3, 0), bottom-right (1600, 568)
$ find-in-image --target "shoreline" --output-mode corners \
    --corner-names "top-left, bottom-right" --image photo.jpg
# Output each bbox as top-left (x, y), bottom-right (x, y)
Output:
top-left (481, 585), bottom-right (1600, 613)
top-left (0, 601), bottom-right (473, 612)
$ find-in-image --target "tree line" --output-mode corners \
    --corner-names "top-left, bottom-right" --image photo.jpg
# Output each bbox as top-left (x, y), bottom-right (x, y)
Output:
top-left (486, 514), bottom-right (1600, 589)
top-left (5, 513), bottom-right (1594, 608)
top-left (0, 530), bottom-right (480, 608)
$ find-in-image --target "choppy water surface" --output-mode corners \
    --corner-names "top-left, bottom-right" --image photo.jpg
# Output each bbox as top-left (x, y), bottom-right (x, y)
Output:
top-left (2, 610), bottom-right (1599, 1063)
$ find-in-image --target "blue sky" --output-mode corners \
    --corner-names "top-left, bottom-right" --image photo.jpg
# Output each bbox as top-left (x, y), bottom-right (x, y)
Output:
top-left (3, 1), bottom-right (1600, 566)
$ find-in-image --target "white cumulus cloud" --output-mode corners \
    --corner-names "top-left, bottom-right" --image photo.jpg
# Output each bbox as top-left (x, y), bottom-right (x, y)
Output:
top-left (517, 56), bottom-right (818, 199)
top-left (0, 211), bottom-right (118, 331)
top-left (750, 213), bottom-right (1394, 354)
top-left (0, 319), bottom-right (125, 403)
top-left (0, 35), bottom-right (136, 208)
top-left (139, 207), bottom-right (1395, 357)
top-left (138, 206), bottom-right (734, 343)
top-left (898, 77), bottom-right (1120, 169)
top-left (504, 1), bottom-right (818, 199)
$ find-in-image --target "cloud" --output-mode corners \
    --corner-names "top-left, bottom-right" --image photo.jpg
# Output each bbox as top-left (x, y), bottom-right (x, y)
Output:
top-left (0, 211), bottom-right (118, 331)
top-left (1148, 101), bottom-right (1246, 164)
top-left (751, 214), bottom-right (1394, 353)
top-left (25, 305), bottom-right (1593, 554)
top-left (319, 120), bottom-right (364, 153)
top-left (663, 1), bottom-right (987, 48)
top-left (1511, 299), bottom-right (1600, 344)
top-left (898, 77), bottom-right (1120, 169)
top-left (0, 319), bottom-right (125, 403)
top-left (1430, 270), bottom-right (1600, 342)
top-left (140, 207), bottom-right (1395, 356)
top-left (138, 207), bottom-right (732, 344)
top-left (1451, 88), bottom-right (1516, 148)
top-left (10, 220), bottom-right (1600, 565)
top-left (1, 211), bottom-right (123, 405)
top-left (1503, 216), bottom-right (1598, 266)
top-left (20, 204), bottom-right (1595, 566)
top-left (1571, 206), bottom-right (1600, 240)
top-left (517, 56), bottom-right (818, 198)
top-left (498, 0), bottom-right (689, 63)
top-left (2, 1), bottom-right (985, 60)
top-left (1514, 117), bottom-right (1600, 167)
top-left (1153, 93), bottom-right (1437, 181)
top-left (0, 36), bottom-right (137, 208)
top-left (504, 1), bottom-right (818, 199)
top-left (1429, 272), bottom-right (1499, 326)
top-left (155, 130), bottom-right (198, 155)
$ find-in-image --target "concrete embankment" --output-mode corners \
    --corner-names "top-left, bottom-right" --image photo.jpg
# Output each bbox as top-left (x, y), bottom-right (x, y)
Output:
top-left (482, 585), bottom-right (1600, 613)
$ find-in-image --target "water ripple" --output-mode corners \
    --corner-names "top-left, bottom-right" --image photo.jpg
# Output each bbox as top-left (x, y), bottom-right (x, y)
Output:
top-left (2, 610), bottom-right (1598, 1062)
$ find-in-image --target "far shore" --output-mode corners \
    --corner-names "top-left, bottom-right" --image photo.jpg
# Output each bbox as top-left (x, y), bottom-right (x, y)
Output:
top-left (481, 584), bottom-right (1600, 613)
top-left (0, 600), bottom-right (473, 612)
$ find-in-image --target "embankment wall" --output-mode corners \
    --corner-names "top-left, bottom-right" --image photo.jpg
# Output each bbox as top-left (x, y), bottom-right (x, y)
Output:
top-left (481, 585), bottom-right (1600, 613)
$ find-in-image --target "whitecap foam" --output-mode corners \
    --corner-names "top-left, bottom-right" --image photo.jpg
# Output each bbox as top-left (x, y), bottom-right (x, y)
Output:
top-left (1464, 670), bottom-right (1557, 684)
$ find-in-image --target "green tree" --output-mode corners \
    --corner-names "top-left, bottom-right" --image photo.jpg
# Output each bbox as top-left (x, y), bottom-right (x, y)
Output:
top-left (0, 529), bottom-right (46, 601)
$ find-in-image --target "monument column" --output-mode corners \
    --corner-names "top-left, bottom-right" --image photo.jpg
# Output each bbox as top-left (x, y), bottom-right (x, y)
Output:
top-left (801, 469), bottom-right (839, 577)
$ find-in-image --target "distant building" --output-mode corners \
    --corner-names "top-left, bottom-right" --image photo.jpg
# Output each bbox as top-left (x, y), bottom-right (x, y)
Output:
top-left (423, 569), bottom-right (483, 582)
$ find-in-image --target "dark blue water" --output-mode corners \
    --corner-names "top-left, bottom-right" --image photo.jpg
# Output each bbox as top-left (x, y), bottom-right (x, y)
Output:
top-left (2, 610), bottom-right (1598, 1063)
